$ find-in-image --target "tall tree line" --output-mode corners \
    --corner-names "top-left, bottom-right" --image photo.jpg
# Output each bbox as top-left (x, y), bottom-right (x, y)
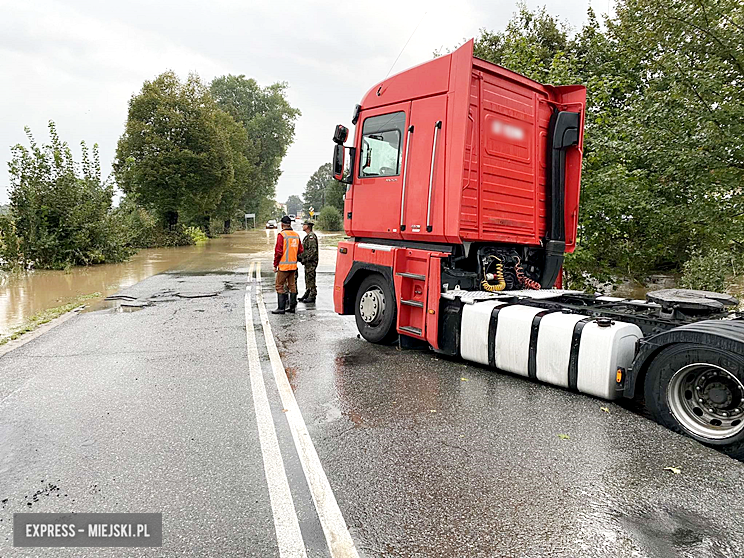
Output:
top-left (1, 72), bottom-right (300, 270)
top-left (115, 72), bottom-right (300, 232)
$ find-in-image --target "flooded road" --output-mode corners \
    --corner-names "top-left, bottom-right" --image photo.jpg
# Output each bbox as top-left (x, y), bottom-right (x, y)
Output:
top-left (0, 226), bottom-right (342, 336)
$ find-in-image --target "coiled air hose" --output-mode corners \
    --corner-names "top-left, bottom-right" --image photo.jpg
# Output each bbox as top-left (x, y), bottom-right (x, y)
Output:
top-left (515, 257), bottom-right (541, 290)
top-left (481, 256), bottom-right (506, 292)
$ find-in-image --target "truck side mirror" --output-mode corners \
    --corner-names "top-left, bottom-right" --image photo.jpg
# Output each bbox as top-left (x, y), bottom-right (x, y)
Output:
top-left (333, 144), bottom-right (345, 181)
top-left (333, 125), bottom-right (349, 145)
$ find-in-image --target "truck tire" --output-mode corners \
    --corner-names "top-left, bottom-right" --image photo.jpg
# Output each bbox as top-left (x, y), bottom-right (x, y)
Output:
top-left (644, 343), bottom-right (744, 459)
top-left (355, 274), bottom-right (398, 344)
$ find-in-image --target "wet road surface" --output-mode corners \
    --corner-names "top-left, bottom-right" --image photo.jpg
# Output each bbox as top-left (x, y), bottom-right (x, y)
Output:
top-left (1, 229), bottom-right (744, 557)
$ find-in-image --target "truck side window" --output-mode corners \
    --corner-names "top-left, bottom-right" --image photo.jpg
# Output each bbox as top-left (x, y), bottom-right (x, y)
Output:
top-left (358, 112), bottom-right (406, 178)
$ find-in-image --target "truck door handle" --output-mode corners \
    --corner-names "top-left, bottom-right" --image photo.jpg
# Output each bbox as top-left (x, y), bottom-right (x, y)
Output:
top-left (426, 121), bottom-right (442, 233)
top-left (464, 112), bottom-right (475, 190)
top-left (400, 124), bottom-right (414, 232)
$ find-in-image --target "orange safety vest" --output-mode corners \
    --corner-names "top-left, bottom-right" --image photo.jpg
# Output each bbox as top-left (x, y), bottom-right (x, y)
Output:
top-left (278, 230), bottom-right (301, 271)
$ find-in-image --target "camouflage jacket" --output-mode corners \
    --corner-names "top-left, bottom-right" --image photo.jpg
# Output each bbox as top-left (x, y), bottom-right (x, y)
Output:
top-left (300, 231), bottom-right (319, 265)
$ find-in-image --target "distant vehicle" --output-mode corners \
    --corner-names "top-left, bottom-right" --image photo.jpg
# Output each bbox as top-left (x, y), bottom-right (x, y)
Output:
top-left (266, 219), bottom-right (277, 229)
top-left (289, 214), bottom-right (296, 221)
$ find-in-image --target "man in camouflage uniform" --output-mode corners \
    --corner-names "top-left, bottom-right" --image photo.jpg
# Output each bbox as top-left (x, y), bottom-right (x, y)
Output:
top-left (298, 220), bottom-right (319, 303)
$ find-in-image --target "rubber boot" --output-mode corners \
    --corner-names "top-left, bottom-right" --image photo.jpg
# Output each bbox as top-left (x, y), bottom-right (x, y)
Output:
top-left (271, 293), bottom-right (287, 314)
top-left (287, 293), bottom-right (297, 313)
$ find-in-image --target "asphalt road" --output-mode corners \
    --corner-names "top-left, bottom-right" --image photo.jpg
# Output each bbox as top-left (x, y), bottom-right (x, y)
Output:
top-left (1, 234), bottom-right (744, 557)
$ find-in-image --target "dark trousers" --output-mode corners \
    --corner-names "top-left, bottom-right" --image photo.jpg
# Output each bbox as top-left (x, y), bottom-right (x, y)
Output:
top-left (304, 263), bottom-right (317, 296)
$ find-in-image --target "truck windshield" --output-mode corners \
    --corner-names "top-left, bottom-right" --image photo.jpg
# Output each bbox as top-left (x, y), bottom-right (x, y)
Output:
top-left (359, 111), bottom-right (405, 178)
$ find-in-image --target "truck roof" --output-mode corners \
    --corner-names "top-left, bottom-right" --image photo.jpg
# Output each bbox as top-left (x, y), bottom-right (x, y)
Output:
top-left (359, 40), bottom-right (560, 112)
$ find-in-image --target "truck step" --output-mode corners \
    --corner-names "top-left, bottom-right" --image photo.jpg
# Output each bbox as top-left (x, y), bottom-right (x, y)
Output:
top-left (400, 299), bottom-right (424, 308)
top-left (399, 326), bottom-right (423, 335)
top-left (396, 272), bottom-right (426, 281)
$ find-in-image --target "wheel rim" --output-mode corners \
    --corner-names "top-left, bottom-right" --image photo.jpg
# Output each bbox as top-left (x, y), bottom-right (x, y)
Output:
top-left (667, 363), bottom-right (744, 440)
top-left (359, 286), bottom-right (386, 325)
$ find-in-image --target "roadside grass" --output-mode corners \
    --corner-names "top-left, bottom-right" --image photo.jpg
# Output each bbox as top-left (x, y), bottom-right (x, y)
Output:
top-left (318, 233), bottom-right (346, 246)
top-left (0, 292), bottom-right (102, 346)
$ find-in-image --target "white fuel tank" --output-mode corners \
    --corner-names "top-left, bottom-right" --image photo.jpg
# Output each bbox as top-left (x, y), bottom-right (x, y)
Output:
top-left (575, 321), bottom-right (642, 399)
top-left (535, 312), bottom-right (588, 388)
top-left (460, 300), bottom-right (507, 365)
top-left (493, 305), bottom-right (545, 377)
top-left (459, 302), bottom-right (643, 400)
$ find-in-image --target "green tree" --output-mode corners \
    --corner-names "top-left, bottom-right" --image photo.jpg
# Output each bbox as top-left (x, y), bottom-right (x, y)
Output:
top-left (316, 206), bottom-right (343, 231)
top-left (303, 162), bottom-right (345, 214)
top-left (210, 75), bottom-right (301, 220)
top-left (472, 4), bottom-right (571, 84)
top-left (114, 71), bottom-right (237, 229)
top-left (6, 122), bottom-right (131, 269)
top-left (286, 195), bottom-right (303, 215)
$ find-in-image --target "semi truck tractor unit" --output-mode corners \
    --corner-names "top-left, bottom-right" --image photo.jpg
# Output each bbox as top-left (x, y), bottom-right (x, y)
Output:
top-left (331, 40), bottom-right (744, 458)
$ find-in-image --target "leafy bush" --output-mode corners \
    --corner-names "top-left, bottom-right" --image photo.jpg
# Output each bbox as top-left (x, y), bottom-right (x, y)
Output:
top-left (109, 198), bottom-right (198, 248)
top-left (316, 206), bottom-right (343, 231)
top-left (0, 215), bottom-right (23, 270)
top-left (182, 226), bottom-right (209, 244)
top-left (6, 122), bottom-right (133, 269)
top-left (680, 250), bottom-right (728, 292)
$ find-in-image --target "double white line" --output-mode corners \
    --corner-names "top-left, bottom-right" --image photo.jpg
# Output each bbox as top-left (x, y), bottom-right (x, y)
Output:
top-left (245, 261), bottom-right (360, 558)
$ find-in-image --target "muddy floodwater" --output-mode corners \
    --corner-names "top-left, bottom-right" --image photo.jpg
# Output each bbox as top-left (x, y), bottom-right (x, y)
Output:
top-left (0, 228), bottom-right (342, 336)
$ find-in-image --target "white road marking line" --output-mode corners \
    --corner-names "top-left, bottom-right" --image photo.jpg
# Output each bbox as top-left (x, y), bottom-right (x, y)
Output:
top-left (255, 261), bottom-right (361, 558)
top-left (245, 261), bottom-right (308, 558)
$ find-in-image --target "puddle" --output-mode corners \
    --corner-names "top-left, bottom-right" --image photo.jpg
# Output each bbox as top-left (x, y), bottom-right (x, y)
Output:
top-left (334, 351), bottom-right (377, 367)
top-left (618, 505), bottom-right (733, 558)
top-left (91, 299), bottom-right (150, 313)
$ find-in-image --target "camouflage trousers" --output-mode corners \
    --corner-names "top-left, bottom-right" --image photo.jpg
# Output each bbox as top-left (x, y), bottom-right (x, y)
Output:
top-left (303, 263), bottom-right (317, 296)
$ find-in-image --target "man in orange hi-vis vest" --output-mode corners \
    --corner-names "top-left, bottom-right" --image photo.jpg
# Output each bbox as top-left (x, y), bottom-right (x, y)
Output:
top-left (272, 215), bottom-right (303, 314)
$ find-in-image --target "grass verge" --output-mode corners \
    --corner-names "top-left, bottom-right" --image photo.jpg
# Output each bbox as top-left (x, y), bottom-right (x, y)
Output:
top-left (0, 292), bottom-right (102, 346)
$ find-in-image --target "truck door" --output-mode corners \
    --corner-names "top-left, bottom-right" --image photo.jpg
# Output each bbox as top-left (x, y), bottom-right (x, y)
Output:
top-left (350, 103), bottom-right (410, 239)
top-left (400, 95), bottom-right (447, 241)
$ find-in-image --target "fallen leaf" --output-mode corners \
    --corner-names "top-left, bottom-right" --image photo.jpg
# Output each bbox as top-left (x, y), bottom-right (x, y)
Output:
top-left (282, 409), bottom-right (288, 413)
top-left (558, 434), bottom-right (570, 440)
top-left (664, 466), bottom-right (682, 475)
top-left (461, 378), bottom-right (469, 381)
top-left (600, 407), bottom-right (610, 414)
top-left (429, 410), bottom-right (437, 413)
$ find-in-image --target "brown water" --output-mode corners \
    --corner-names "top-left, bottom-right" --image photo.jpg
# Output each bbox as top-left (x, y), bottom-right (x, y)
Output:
top-left (0, 227), bottom-right (343, 336)
top-left (0, 230), bottom-right (268, 335)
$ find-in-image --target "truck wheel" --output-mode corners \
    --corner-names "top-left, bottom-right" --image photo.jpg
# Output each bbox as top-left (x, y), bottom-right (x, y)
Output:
top-left (644, 343), bottom-right (744, 459)
top-left (355, 274), bottom-right (397, 344)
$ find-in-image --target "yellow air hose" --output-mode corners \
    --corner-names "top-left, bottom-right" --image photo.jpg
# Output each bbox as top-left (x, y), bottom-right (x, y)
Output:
top-left (481, 257), bottom-right (506, 292)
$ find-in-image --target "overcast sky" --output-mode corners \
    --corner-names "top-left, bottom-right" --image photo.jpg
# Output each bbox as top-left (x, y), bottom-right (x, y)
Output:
top-left (0, 0), bottom-right (610, 205)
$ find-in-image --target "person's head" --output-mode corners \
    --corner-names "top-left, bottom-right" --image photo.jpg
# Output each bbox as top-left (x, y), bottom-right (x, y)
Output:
top-left (280, 215), bottom-right (292, 229)
top-left (302, 220), bottom-right (314, 233)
